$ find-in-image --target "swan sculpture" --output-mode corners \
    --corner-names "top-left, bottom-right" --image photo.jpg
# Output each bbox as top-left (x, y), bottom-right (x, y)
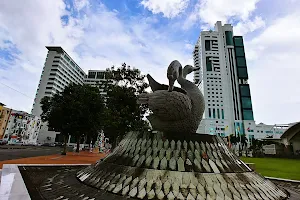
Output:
top-left (138, 60), bottom-right (205, 134)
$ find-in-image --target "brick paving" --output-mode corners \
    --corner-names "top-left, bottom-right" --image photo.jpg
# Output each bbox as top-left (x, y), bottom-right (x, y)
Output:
top-left (0, 151), bottom-right (105, 169)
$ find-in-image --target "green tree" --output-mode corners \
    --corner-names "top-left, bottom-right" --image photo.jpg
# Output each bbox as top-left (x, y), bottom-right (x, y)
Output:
top-left (41, 84), bottom-right (104, 154)
top-left (102, 63), bottom-right (150, 147)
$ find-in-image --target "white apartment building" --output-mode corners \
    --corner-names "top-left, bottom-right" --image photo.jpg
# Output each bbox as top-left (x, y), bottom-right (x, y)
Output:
top-left (194, 21), bottom-right (255, 139)
top-left (31, 47), bottom-right (86, 143)
top-left (31, 46), bottom-right (110, 144)
top-left (3, 110), bottom-right (41, 145)
top-left (32, 47), bottom-right (86, 116)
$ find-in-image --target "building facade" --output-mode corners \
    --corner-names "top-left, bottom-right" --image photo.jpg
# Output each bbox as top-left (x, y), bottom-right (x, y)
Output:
top-left (193, 21), bottom-right (295, 142)
top-left (3, 110), bottom-right (41, 144)
top-left (84, 70), bottom-right (110, 97)
top-left (194, 21), bottom-right (255, 139)
top-left (0, 106), bottom-right (12, 139)
top-left (31, 46), bottom-right (86, 116)
top-left (31, 47), bottom-right (87, 143)
top-left (31, 46), bottom-right (111, 144)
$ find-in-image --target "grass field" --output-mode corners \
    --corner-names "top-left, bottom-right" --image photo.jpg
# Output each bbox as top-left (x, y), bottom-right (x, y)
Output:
top-left (241, 157), bottom-right (300, 180)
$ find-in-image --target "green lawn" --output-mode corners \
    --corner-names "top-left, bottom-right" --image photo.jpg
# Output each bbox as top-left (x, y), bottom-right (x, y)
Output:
top-left (240, 157), bottom-right (300, 180)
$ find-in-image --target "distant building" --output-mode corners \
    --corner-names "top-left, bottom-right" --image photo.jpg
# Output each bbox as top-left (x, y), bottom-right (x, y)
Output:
top-left (3, 110), bottom-right (41, 144)
top-left (0, 106), bottom-right (12, 139)
top-left (84, 70), bottom-right (111, 97)
top-left (280, 122), bottom-right (300, 155)
top-left (248, 123), bottom-right (295, 145)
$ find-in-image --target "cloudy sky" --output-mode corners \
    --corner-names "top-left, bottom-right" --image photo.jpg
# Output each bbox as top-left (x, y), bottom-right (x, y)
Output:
top-left (0, 0), bottom-right (299, 125)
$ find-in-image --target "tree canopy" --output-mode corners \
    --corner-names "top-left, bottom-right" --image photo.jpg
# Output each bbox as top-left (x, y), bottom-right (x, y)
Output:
top-left (102, 63), bottom-right (150, 146)
top-left (40, 83), bottom-right (104, 154)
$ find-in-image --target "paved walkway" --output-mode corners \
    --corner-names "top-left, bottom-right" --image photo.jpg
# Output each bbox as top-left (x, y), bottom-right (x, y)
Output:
top-left (0, 151), bottom-right (105, 169)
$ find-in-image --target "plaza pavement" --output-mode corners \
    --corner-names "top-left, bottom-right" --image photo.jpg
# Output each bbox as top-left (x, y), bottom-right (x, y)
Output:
top-left (0, 151), bottom-right (105, 169)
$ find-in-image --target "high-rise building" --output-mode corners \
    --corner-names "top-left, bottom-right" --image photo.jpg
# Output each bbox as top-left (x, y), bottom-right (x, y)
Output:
top-left (194, 21), bottom-right (255, 138)
top-left (31, 47), bottom-right (86, 117)
top-left (31, 47), bottom-right (86, 143)
top-left (31, 46), bottom-right (110, 144)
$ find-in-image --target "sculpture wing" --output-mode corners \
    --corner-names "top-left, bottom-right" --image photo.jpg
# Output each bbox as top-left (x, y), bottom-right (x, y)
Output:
top-left (141, 90), bottom-right (192, 121)
top-left (147, 74), bottom-right (187, 94)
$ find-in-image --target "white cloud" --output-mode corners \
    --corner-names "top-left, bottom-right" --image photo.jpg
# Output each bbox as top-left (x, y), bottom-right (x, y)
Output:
top-left (141, 0), bottom-right (190, 18)
top-left (245, 12), bottom-right (300, 124)
top-left (0, 0), bottom-right (193, 113)
top-left (234, 16), bottom-right (265, 36)
top-left (74, 0), bottom-right (90, 11)
top-left (199, 0), bottom-right (260, 25)
top-left (184, 0), bottom-right (261, 29)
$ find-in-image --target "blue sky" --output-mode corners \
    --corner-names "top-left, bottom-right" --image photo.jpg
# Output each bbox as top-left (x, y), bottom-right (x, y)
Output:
top-left (0, 0), bottom-right (300, 125)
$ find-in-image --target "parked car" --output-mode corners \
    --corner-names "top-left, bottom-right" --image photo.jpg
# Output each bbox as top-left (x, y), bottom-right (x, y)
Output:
top-left (12, 141), bottom-right (24, 146)
top-left (54, 142), bottom-right (63, 147)
top-left (24, 142), bottom-right (38, 146)
top-left (0, 139), bottom-right (8, 145)
top-left (41, 143), bottom-right (56, 147)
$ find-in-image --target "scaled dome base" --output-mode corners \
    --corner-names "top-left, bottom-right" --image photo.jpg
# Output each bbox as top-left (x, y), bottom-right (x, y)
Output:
top-left (77, 132), bottom-right (289, 200)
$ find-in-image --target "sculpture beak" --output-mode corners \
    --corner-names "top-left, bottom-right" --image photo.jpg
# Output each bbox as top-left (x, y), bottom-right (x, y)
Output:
top-left (193, 67), bottom-right (200, 71)
top-left (168, 79), bottom-right (175, 92)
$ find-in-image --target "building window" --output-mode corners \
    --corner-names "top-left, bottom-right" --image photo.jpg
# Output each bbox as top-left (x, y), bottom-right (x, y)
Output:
top-left (225, 31), bottom-right (233, 45)
top-left (205, 40), bottom-right (211, 51)
top-left (221, 109), bottom-right (224, 119)
top-left (64, 55), bottom-right (70, 62)
top-left (88, 72), bottom-right (96, 79)
top-left (243, 110), bottom-right (254, 120)
top-left (206, 57), bottom-right (212, 71)
top-left (235, 47), bottom-right (245, 57)
top-left (240, 85), bottom-right (250, 96)
top-left (213, 108), bottom-right (216, 118)
top-left (237, 68), bottom-right (248, 79)
top-left (209, 108), bottom-right (211, 118)
top-left (70, 61), bottom-right (76, 67)
top-left (241, 97), bottom-right (252, 109)
top-left (234, 37), bottom-right (244, 47)
top-left (236, 57), bottom-right (246, 67)
top-left (217, 109), bottom-right (220, 119)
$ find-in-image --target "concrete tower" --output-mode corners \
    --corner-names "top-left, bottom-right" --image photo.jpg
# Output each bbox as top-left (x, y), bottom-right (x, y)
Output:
top-left (194, 21), bottom-right (255, 137)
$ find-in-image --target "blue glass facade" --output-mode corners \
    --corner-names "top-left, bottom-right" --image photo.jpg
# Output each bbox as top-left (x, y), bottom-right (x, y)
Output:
top-left (234, 36), bottom-right (254, 121)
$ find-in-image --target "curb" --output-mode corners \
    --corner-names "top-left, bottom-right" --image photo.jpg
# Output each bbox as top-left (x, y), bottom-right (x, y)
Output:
top-left (266, 176), bottom-right (300, 183)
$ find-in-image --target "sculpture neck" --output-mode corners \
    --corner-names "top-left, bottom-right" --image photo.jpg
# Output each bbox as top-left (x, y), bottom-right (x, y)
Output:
top-left (177, 66), bottom-right (189, 86)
